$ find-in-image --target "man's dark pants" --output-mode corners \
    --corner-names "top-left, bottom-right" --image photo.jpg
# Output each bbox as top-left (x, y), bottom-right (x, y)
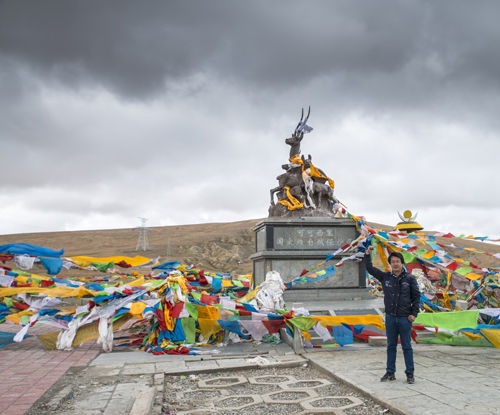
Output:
top-left (385, 314), bottom-right (414, 375)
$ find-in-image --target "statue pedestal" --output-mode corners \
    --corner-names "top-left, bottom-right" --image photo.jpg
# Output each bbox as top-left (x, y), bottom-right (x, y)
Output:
top-left (250, 217), bottom-right (370, 302)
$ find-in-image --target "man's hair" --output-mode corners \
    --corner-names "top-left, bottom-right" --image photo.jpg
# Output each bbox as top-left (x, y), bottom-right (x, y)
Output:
top-left (388, 252), bottom-right (405, 264)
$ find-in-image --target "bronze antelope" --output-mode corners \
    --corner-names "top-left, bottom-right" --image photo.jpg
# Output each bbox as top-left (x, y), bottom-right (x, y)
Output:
top-left (285, 106), bottom-right (311, 159)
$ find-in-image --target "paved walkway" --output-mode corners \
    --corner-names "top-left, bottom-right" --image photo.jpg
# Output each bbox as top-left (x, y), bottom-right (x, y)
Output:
top-left (85, 343), bottom-right (500, 415)
top-left (307, 343), bottom-right (500, 415)
top-left (2, 319), bottom-right (500, 414)
top-left (0, 322), bottom-right (100, 415)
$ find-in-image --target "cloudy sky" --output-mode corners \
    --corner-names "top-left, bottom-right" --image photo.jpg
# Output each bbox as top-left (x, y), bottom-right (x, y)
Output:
top-left (1, 0), bottom-right (499, 238)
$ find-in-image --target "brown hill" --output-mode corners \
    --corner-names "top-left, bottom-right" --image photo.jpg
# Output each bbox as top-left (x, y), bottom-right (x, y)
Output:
top-left (0, 219), bottom-right (261, 275)
top-left (1, 219), bottom-right (499, 276)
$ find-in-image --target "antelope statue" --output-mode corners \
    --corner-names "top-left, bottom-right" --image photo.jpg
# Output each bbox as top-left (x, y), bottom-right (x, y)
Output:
top-left (285, 106), bottom-right (312, 159)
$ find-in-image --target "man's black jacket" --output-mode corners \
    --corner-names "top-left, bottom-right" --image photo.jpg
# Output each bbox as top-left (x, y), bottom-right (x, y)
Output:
top-left (364, 253), bottom-right (420, 317)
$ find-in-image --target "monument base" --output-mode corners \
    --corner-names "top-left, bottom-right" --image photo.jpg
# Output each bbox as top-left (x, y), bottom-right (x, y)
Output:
top-left (251, 217), bottom-right (367, 300)
top-left (283, 287), bottom-right (373, 303)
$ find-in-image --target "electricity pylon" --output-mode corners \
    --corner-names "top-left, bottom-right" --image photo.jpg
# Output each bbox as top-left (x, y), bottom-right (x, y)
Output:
top-left (136, 217), bottom-right (150, 251)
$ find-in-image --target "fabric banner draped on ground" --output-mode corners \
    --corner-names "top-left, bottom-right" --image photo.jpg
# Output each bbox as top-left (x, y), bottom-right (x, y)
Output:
top-left (1, 212), bottom-right (500, 352)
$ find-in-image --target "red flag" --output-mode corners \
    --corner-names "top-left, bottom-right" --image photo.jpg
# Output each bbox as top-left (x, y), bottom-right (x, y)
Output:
top-left (262, 319), bottom-right (286, 333)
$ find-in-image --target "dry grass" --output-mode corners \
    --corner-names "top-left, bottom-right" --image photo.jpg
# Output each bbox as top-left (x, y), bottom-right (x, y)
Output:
top-left (1, 219), bottom-right (499, 276)
top-left (0, 219), bottom-right (262, 275)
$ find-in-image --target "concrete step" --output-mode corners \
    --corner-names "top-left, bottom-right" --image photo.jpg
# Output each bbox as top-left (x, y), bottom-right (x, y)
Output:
top-left (129, 387), bottom-right (156, 415)
top-left (284, 288), bottom-right (374, 303)
top-left (281, 301), bottom-right (386, 353)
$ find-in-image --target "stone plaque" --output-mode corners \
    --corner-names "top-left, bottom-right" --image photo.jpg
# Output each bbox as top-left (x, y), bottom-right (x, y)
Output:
top-left (273, 226), bottom-right (355, 251)
top-left (270, 259), bottom-right (363, 288)
top-left (251, 217), bottom-right (366, 293)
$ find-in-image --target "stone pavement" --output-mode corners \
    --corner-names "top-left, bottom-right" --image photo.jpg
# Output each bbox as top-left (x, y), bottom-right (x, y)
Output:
top-left (2, 307), bottom-right (500, 415)
top-left (0, 322), bottom-right (100, 415)
top-left (86, 343), bottom-right (307, 415)
top-left (4, 332), bottom-right (499, 415)
top-left (86, 343), bottom-right (500, 415)
top-left (307, 343), bottom-right (500, 415)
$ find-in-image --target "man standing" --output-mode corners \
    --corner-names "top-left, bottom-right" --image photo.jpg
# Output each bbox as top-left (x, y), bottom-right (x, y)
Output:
top-left (364, 246), bottom-right (420, 384)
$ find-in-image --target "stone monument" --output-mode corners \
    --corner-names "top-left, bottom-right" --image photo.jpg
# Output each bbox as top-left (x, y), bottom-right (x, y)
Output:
top-left (251, 108), bottom-right (369, 302)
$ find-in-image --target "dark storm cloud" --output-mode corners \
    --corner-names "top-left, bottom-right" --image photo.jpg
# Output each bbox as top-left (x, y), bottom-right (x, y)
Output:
top-left (0, 1), bottom-right (223, 98)
top-left (1, 0), bottom-right (500, 124)
top-left (0, 1), bottom-right (474, 99)
top-left (1, 0), bottom-right (500, 236)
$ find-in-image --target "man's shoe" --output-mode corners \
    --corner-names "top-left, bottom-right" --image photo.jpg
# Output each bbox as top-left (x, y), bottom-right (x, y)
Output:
top-left (406, 373), bottom-right (415, 384)
top-left (380, 372), bottom-right (396, 382)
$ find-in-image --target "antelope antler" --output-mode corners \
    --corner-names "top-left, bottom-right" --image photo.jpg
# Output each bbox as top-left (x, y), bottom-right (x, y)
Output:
top-left (295, 107), bottom-right (305, 134)
top-left (303, 105), bottom-right (311, 125)
top-left (294, 106), bottom-right (312, 135)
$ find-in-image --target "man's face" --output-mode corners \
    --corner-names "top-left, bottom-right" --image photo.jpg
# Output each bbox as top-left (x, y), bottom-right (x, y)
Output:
top-left (390, 257), bottom-right (404, 275)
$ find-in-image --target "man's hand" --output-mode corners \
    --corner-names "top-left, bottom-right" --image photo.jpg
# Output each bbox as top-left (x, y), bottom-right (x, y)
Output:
top-left (408, 315), bottom-right (416, 323)
top-left (365, 246), bottom-right (374, 255)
